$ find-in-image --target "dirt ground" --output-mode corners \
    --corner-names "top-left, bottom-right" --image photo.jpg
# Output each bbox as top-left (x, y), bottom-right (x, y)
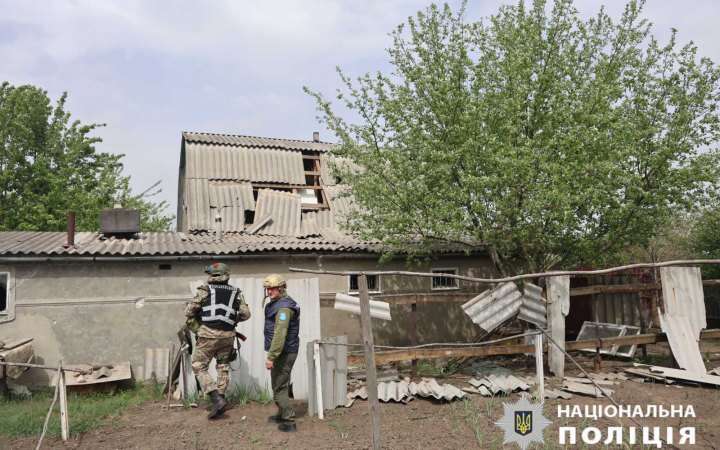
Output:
top-left (4, 362), bottom-right (720, 450)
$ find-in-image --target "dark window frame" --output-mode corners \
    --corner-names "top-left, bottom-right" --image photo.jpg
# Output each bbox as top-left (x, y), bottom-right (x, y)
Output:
top-left (348, 273), bottom-right (381, 294)
top-left (431, 268), bottom-right (459, 290)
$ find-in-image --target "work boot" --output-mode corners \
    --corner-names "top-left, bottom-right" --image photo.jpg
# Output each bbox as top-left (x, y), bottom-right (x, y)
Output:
top-left (267, 414), bottom-right (282, 423)
top-left (278, 421), bottom-right (297, 432)
top-left (207, 390), bottom-right (227, 420)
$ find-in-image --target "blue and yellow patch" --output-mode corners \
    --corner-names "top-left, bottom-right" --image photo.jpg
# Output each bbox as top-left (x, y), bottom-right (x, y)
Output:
top-left (279, 312), bottom-right (287, 321)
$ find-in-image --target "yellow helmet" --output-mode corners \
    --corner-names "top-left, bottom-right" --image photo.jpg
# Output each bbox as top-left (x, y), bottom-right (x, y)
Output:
top-left (263, 274), bottom-right (286, 288)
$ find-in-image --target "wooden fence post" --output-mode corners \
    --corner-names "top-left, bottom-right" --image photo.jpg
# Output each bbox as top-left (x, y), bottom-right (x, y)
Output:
top-left (534, 333), bottom-right (544, 400)
top-left (359, 273), bottom-right (381, 450)
top-left (58, 362), bottom-right (69, 441)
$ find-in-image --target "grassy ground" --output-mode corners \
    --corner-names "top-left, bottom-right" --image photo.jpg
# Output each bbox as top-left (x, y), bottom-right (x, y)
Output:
top-left (0, 382), bottom-right (164, 439)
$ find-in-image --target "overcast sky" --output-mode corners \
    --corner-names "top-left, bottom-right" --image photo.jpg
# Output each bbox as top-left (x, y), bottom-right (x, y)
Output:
top-left (2, 1), bottom-right (719, 225)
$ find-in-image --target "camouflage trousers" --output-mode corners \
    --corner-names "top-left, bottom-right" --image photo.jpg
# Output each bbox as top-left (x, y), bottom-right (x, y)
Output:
top-left (191, 336), bottom-right (235, 395)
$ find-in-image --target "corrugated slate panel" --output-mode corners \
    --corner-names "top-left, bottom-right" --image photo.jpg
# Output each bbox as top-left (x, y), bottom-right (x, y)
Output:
top-left (319, 154), bottom-right (362, 186)
top-left (208, 182), bottom-right (254, 210)
top-left (253, 189), bottom-right (301, 236)
top-left (0, 231), bottom-right (376, 256)
top-left (185, 179), bottom-right (211, 231)
top-left (183, 131), bottom-right (334, 152)
top-left (518, 283), bottom-right (547, 328)
top-left (185, 142), bottom-right (305, 184)
top-left (462, 282), bottom-right (523, 334)
top-left (299, 210), bottom-right (336, 237)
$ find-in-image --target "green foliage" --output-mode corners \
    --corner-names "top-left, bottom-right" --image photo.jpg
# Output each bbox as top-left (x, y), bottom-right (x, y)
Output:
top-left (0, 82), bottom-right (173, 232)
top-left (0, 382), bottom-right (163, 438)
top-left (224, 383), bottom-right (273, 406)
top-left (690, 202), bottom-right (720, 278)
top-left (307, 0), bottom-right (720, 274)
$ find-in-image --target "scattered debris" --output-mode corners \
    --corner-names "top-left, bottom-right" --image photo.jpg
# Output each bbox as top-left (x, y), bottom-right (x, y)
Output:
top-left (409, 378), bottom-right (465, 401)
top-left (61, 362), bottom-right (132, 387)
top-left (563, 376), bottom-right (615, 386)
top-left (561, 380), bottom-right (614, 398)
top-left (544, 389), bottom-right (573, 400)
top-left (346, 378), bottom-right (465, 406)
top-left (624, 368), bottom-right (674, 384)
top-left (576, 322), bottom-right (641, 358)
top-left (469, 374), bottom-right (532, 395)
top-left (644, 366), bottom-right (720, 387)
top-left (0, 337), bottom-right (34, 379)
top-left (709, 367), bottom-right (720, 376)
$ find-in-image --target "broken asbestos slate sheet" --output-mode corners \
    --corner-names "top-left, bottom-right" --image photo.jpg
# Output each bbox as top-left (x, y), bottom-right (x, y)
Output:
top-left (462, 282), bottom-right (523, 334)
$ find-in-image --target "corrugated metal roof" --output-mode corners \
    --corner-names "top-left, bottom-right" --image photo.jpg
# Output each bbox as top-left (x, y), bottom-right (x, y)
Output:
top-left (185, 142), bottom-right (306, 184)
top-left (462, 282), bottom-right (523, 334)
top-left (183, 131), bottom-right (335, 152)
top-left (0, 231), bottom-right (376, 257)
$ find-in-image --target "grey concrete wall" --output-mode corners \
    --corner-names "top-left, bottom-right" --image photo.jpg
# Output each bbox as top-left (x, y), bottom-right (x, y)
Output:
top-left (0, 253), bottom-right (492, 385)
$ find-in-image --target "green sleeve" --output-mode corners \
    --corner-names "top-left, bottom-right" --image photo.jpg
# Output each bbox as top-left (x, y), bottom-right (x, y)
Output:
top-left (266, 308), bottom-right (294, 361)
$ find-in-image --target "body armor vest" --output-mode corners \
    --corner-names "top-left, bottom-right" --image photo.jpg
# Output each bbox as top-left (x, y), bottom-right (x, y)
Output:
top-left (264, 296), bottom-right (300, 353)
top-left (200, 283), bottom-right (240, 331)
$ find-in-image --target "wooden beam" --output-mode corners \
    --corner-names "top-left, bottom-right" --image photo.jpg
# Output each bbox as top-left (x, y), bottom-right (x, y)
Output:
top-left (347, 329), bottom-right (720, 365)
top-left (254, 183), bottom-right (324, 190)
top-left (571, 283), bottom-right (660, 297)
top-left (570, 279), bottom-right (720, 297)
top-left (358, 274), bottom-right (381, 450)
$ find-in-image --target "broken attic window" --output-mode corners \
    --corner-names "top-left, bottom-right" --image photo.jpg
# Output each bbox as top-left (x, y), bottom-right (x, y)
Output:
top-left (349, 274), bottom-right (380, 294)
top-left (431, 268), bottom-right (459, 290)
top-left (298, 188), bottom-right (318, 205)
top-left (0, 273), bottom-right (8, 313)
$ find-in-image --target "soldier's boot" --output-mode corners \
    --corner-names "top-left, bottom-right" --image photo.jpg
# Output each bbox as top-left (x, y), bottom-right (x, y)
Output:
top-left (207, 390), bottom-right (227, 420)
top-left (267, 415), bottom-right (282, 423)
top-left (218, 393), bottom-right (228, 414)
top-left (278, 421), bottom-right (297, 432)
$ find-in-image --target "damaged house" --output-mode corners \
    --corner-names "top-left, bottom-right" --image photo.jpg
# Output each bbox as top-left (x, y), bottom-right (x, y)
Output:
top-left (0, 131), bottom-right (489, 386)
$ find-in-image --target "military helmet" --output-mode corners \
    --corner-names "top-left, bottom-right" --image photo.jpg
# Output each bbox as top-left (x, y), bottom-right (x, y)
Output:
top-left (205, 262), bottom-right (230, 276)
top-left (263, 273), bottom-right (286, 288)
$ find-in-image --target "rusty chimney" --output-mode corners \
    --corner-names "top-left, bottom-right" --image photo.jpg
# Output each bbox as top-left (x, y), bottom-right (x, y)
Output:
top-left (65, 211), bottom-right (76, 248)
top-left (312, 131), bottom-right (320, 142)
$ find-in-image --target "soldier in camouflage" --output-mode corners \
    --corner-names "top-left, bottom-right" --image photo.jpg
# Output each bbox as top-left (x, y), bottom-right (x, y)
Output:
top-left (185, 262), bottom-right (251, 419)
top-left (263, 274), bottom-right (300, 432)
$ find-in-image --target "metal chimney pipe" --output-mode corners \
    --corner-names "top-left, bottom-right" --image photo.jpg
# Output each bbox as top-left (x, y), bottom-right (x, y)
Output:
top-left (312, 131), bottom-right (320, 142)
top-left (66, 211), bottom-right (76, 248)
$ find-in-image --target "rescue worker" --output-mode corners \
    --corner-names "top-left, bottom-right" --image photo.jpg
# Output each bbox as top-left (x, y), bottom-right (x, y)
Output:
top-left (263, 274), bottom-right (300, 432)
top-left (185, 262), bottom-right (251, 419)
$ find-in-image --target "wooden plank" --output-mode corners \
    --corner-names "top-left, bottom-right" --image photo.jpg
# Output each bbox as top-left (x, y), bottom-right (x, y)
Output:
top-left (548, 276), bottom-right (570, 377)
top-left (313, 341), bottom-right (324, 420)
top-left (58, 363), bottom-right (69, 441)
top-left (347, 330), bottom-right (720, 365)
top-left (534, 334), bottom-right (544, 400)
top-left (570, 279), bottom-right (720, 297)
top-left (358, 274), bottom-right (381, 450)
top-left (253, 182), bottom-right (325, 190)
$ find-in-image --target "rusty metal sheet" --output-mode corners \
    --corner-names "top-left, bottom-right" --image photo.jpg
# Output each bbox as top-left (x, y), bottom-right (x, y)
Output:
top-left (462, 282), bottom-right (523, 334)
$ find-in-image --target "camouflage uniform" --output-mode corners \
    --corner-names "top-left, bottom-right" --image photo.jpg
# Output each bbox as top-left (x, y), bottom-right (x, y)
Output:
top-left (185, 267), bottom-right (251, 397)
